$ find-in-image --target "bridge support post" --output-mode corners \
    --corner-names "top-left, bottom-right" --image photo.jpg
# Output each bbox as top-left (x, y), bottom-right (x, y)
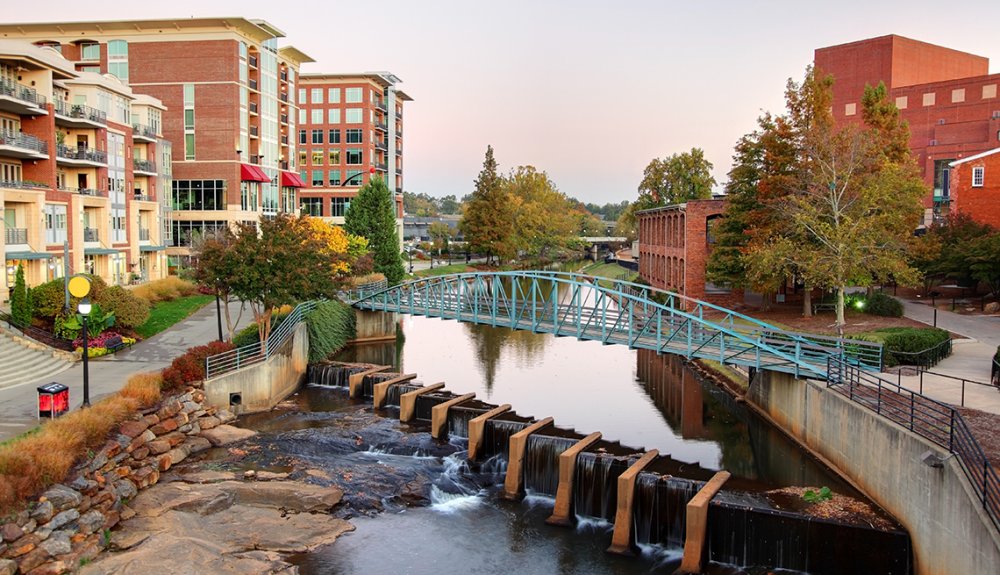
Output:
top-left (399, 383), bottom-right (445, 422)
top-left (372, 373), bottom-right (417, 408)
top-left (430, 393), bottom-right (476, 439)
top-left (467, 404), bottom-right (511, 461)
top-left (606, 450), bottom-right (659, 555)
top-left (546, 432), bottom-right (602, 526)
top-left (677, 471), bottom-right (731, 574)
top-left (502, 417), bottom-right (555, 499)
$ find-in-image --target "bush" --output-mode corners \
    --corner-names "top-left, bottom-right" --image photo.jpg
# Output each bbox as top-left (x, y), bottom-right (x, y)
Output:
top-left (31, 275), bottom-right (109, 322)
top-left (119, 373), bottom-right (163, 408)
top-left (132, 276), bottom-right (197, 305)
top-left (306, 300), bottom-right (357, 362)
top-left (161, 340), bottom-right (235, 391)
top-left (231, 308), bottom-right (294, 348)
top-left (859, 327), bottom-right (952, 368)
top-left (864, 292), bottom-right (903, 317)
top-left (96, 285), bottom-right (150, 328)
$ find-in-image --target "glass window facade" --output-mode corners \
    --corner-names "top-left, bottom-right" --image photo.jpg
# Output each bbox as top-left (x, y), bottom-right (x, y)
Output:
top-left (172, 180), bottom-right (226, 210)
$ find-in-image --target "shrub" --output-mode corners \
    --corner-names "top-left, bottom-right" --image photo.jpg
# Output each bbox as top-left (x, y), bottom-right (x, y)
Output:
top-left (132, 276), bottom-right (197, 305)
top-left (306, 300), bottom-right (357, 362)
top-left (96, 285), bottom-right (150, 328)
top-left (232, 308), bottom-right (294, 348)
top-left (859, 327), bottom-right (952, 367)
top-left (31, 275), bottom-right (109, 322)
top-left (119, 373), bottom-right (163, 407)
top-left (864, 292), bottom-right (903, 317)
top-left (161, 340), bottom-right (235, 391)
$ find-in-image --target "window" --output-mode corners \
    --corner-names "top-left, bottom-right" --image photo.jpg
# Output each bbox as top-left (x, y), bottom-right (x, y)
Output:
top-left (972, 166), bottom-right (985, 187)
top-left (345, 88), bottom-right (362, 103)
top-left (311, 129), bottom-right (323, 144)
top-left (170, 221), bottom-right (228, 247)
top-left (345, 109), bottom-right (362, 124)
top-left (172, 180), bottom-right (226, 211)
top-left (44, 204), bottom-right (67, 245)
top-left (933, 159), bottom-right (954, 198)
top-left (346, 129), bottom-right (363, 144)
top-left (239, 42), bottom-right (248, 60)
top-left (298, 129), bottom-right (307, 144)
top-left (241, 182), bottom-right (259, 211)
top-left (80, 42), bottom-right (100, 61)
top-left (328, 170), bottom-right (341, 186)
top-left (107, 40), bottom-right (128, 82)
top-left (311, 170), bottom-right (324, 187)
top-left (310, 88), bottom-right (323, 104)
top-left (298, 88), bottom-right (306, 103)
top-left (328, 149), bottom-right (340, 164)
top-left (346, 149), bottom-right (362, 165)
top-left (328, 88), bottom-right (341, 103)
top-left (345, 169), bottom-right (363, 186)
top-left (0, 162), bottom-right (22, 183)
top-left (300, 197), bottom-right (323, 216)
top-left (183, 84), bottom-right (195, 160)
top-left (298, 109), bottom-right (307, 124)
top-left (311, 109), bottom-right (323, 124)
top-left (298, 150), bottom-right (307, 165)
top-left (312, 150), bottom-right (324, 165)
top-left (331, 197), bottom-right (351, 217)
top-left (327, 108), bottom-right (340, 124)
top-left (329, 129), bottom-right (341, 144)
top-left (184, 134), bottom-right (195, 160)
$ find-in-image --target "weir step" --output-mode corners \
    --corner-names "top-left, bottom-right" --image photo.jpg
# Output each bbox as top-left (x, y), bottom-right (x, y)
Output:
top-left (502, 417), bottom-right (555, 499)
top-left (372, 373), bottom-right (417, 408)
top-left (607, 450), bottom-right (659, 555)
top-left (546, 431), bottom-right (602, 526)
top-left (467, 404), bottom-right (511, 461)
top-left (431, 393), bottom-right (476, 439)
top-left (399, 383), bottom-right (445, 422)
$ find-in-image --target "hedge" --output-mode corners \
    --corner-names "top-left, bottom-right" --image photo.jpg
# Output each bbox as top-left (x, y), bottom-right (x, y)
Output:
top-left (859, 327), bottom-right (952, 368)
top-left (98, 285), bottom-right (151, 328)
top-left (305, 300), bottom-right (357, 363)
top-left (864, 292), bottom-right (903, 318)
top-left (161, 340), bottom-right (235, 391)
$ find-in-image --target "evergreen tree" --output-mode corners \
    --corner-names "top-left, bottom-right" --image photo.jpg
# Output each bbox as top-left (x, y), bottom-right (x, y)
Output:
top-left (461, 146), bottom-right (514, 264)
top-left (10, 264), bottom-right (31, 327)
top-left (344, 174), bottom-right (405, 284)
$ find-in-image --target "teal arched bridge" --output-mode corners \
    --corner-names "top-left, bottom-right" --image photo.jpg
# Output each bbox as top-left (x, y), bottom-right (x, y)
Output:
top-left (342, 271), bottom-right (883, 379)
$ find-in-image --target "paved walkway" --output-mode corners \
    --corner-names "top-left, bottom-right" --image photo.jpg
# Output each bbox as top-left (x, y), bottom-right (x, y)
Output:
top-left (892, 298), bottom-right (1000, 414)
top-left (0, 299), bottom-right (251, 442)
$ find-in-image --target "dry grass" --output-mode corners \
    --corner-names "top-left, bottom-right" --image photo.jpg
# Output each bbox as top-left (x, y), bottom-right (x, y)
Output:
top-left (350, 273), bottom-right (387, 286)
top-left (132, 276), bottom-right (198, 304)
top-left (0, 372), bottom-right (164, 517)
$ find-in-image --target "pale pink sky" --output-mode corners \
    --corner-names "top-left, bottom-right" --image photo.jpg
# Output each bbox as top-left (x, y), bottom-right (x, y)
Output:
top-left (6, 0), bottom-right (999, 203)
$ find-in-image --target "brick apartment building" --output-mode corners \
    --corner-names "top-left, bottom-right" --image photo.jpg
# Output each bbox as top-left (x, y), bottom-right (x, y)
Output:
top-left (815, 35), bottom-right (1000, 221)
top-left (636, 199), bottom-right (741, 308)
top-left (296, 72), bottom-right (409, 239)
top-left (0, 40), bottom-right (170, 302)
top-left (950, 147), bottom-right (1000, 229)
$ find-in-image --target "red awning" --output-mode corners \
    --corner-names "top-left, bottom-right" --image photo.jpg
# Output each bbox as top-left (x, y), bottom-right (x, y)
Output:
top-left (240, 164), bottom-right (270, 183)
top-left (281, 171), bottom-right (306, 188)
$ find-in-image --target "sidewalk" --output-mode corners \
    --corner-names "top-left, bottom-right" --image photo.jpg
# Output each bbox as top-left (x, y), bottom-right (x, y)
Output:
top-left (0, 299), bottom-right (251, 442)
top-left (893, 297), bottom-right (1000, 414)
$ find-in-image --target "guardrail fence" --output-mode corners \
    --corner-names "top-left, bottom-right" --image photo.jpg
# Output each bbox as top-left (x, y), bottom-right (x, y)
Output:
top-left (204, 300), bottom-right (317, 379)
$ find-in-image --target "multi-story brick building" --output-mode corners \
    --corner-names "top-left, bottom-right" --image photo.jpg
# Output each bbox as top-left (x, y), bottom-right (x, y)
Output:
top-left (815, 35), bottom-right (1000, 220)
top-left (0, 18), bottom-right (316, 268)
top-left (296, 73), bottom-right (409, 239)
top-left (636, 199), bottom-right (741, 308)
top-left (1, 40), bottom-right (170, 302)
top-left (949, 147), bottom-right (1000, 229)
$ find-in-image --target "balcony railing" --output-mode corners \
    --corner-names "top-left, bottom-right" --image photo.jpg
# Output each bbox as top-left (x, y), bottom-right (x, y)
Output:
top-left (396, 166), bottom-right (402, 175)
top-left (250, 154), bottom-right (263, 164)
top-left (0, 130), bottom-right (48, 155)
top-left (249, 126), bottom-right (259, 137)
top-left (280, 135), bottom-right (288, 145)
top-left (83, 228), bottom-right (99, 242)
top-left (0, 78), bottom-right (47, 108)
top-left (54, 100), bottom-right (108, 125)
top-left (280, 114), bottom-right (288, 124)
top-left (375, 162), bottom-right (388, 172)
top-left (279, 93), bottom-right (288, 103)
top-left (375, 120), bottom-right (388, 131)
top-left (4, 228), bottom-right (27, 244)
top-left (375, 140), bottom-right (387, 151)
top-left (249, 102), bottom-right (258, 115)
top-left (133, 192), bottom-right (152, 202)
top-left (139, 228), bottom-right (150, 241)
top-left (280, 71), bottom-right (288, 82)
top-left (56, 144), bottom-right (106, 163)
top-left (249, 55), bottom-right (258, 68)
top-left (132, 123), bottom-right (157, 139)
top-left (374, 99), bottom-right (387, 112)
top-left (133, 158), bottom-right (156, 173)
top-left (280, 160), bottom-right (289, 170)
top-left (2, 179), bottom-right (49, 191)
top-left (58, 185), bottom-right (105, 197)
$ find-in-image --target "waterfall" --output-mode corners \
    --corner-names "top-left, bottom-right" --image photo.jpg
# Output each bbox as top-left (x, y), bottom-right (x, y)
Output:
top-left (523, 435), bottom-right (577, 497)
top-left (631, 473), bottom-right (703, 548)
top-left (482, 420), bottom-right (528, 460)
top-left (361, 372), bottom-right (398, 397)
top-left (308, 363), bottom-right (368, 387)
top-left (573, 452), bottom-right (629, 523)
top-left (447, 407), bottom-right (478, 439)
top-left (385, 384), bottom-right (421, 408)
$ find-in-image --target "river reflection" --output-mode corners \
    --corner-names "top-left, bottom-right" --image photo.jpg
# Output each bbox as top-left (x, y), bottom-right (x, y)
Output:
top-left (334, 314), bottom-right (849, 491)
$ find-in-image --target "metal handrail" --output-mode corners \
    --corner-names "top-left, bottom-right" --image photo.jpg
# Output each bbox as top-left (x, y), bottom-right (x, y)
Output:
top-left (0, 311), bottom-right (74, 352)
top-left (0, 78), bottom-right (46, 107)
top-left (0, 130), bottom-right (48, 154)
top-left (828, 356), bottom-right (1000, 531)
top-left (341, 279), bottom-right (388, 302)
top-left (204, 300), bottom-right (318, 379)
top-left (889, 338), bottom-right (953, 369)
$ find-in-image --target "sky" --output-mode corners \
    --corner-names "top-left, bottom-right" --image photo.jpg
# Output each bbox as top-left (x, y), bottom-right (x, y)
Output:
top-left (6, 1), bottom-right (1000, 204)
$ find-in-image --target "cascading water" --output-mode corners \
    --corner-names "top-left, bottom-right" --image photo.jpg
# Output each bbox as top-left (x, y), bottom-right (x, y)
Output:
top-left (384, 384), bottom-right (421, 408)
top-left (523, 435), bottom-right (577, 497)
top-left (482, 419), bottom-right (528, 460)
top-left (573, 451), bottom-right (630, 523)
top-left (307, 363), bottom-right (367, 387)
top-left (632, 473), bottom-right (703, 548)
top-left (446, 407), bottom-right (479, 439)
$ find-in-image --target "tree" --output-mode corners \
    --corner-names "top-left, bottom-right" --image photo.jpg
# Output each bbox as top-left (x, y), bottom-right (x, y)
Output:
top-left (505, 166), bottom-right (578, 261)
top-left (637, 148), bottom-right (716, 206)
top-left (428, 221), bottom-right (452, 255)
top-left (344, 174), bottom-right (405, 285)
top-left (10, 264), bottom-right (31, 327)
top-left (439, 195), bottom-right (462, 215)
top-left (968, 233), bottom-right (1000, 302)
top-left (192, 228), bottom-right (243, 341)
top-left (461, 146), bottom-right (515, 264)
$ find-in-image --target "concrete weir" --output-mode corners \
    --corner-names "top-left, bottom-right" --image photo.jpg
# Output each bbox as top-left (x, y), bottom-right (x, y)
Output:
top-left (502, 417), bottom-right (555, 499)
top-left (431, 393), bottom-right (476, 439)
top-left (371, 373), bottom-right (417, 408)
top-left (678, 471), bottom-right (731, 574)
top-left (348, 365), bottom-right (390, 398)
top-left (467, 404), bottom-right (511, 461)
top-left (399, 383), bottom-right (445, 422)
top-left (546, 432), bottom-right (602, 526)
top-left (607, 450), bottom-right (659, 555)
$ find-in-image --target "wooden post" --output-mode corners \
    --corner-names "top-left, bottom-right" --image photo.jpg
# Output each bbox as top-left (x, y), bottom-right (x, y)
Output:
top-left (502, 417), bottom-right (555, 500)
top-left (606, 450), bottom-right (659, 555)
top-left (348, 365), bottom-right (390, 399)
top-left (678, 471), bottom-right (731, 574)
top-left (372, 373), bottom-right (417, 408)
top-left (430, 393), bottom-right (475, 439)
top-left (467, 404), bottom-right (511, 461)
top-left (399, 383), bottom-right (445, 422)
top-left (546, 432), bottom-right (602, 526)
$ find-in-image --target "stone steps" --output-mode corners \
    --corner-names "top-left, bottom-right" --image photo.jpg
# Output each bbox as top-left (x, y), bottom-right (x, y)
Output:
top-left (0, 329), bottom-right (74, 389)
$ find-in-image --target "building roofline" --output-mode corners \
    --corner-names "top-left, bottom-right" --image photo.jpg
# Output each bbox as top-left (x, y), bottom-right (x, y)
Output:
top-left (0, 17), bottom-right (286, 43)
top-left (277, 45), bottom-right (315, 65)
top-left (0, 40), bottom-right (76, 78)
top-left (394, 89), bottom-right (413, 101)
top-left (131, 93), bottom-right (167, 110)
top-left (299, 71), bottom-right (402, 87)
top-left (950, 147), bottom-right (1000, 166)
top-left (815, 33), bottom-right (988, 63)
top-left (635, 197), bottom-right (726, 215)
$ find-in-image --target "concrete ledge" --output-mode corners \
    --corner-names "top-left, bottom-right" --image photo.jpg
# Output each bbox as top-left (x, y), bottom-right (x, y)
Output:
top-left (348, 365), bottom-right (390, 398)
top-left (546, 432), bottom-right (602, 526)
top-left (678, 470), bottom-right (731, 574)
top-left (607, 450), bottom-right (659, 555)
top-left (372, 373), bottom-right (417, 408)
top-left (467, 404), bottom-right (511, 461)
top-left (399, 383), bottom-right (445, 422)
top-left (502, 417), bottom-right (554, 499)
top-left (430, 393), bottom-right (476, 439)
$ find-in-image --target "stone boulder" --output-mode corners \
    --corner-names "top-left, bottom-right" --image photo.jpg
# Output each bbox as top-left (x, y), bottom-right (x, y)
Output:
top-left (199, 425), bottom-right (257, 446)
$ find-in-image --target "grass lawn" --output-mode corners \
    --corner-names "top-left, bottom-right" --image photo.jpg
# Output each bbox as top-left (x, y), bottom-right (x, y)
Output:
top-left (135, 294), bottom-right (215, 339)
top-left (411, 263), bottom-right (475, 279)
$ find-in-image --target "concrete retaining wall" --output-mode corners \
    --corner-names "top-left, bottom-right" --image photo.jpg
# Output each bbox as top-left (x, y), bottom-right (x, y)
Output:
top-left (749, 371), bottom-right (1000, 575)
top-left (203, 323), bottom-right (309, 414)
top-left (354, 310), bottom-right (398, 341)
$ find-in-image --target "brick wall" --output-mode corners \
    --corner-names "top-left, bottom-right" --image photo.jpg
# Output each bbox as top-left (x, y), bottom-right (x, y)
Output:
top-left (951, 152), bottom-right (1000, 229)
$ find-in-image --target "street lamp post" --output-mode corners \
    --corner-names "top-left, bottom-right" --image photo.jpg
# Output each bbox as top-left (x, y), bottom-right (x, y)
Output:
top-left (78, 298), bottom-right (92, 407)
top-left (215, 279), bottom-right (224, 342)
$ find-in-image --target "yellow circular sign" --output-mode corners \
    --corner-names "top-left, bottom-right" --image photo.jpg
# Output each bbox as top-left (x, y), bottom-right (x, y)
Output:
top-left (68, 275), bottom-right (92, 299)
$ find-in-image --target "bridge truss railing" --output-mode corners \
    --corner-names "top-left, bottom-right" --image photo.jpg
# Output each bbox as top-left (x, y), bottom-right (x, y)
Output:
top-left (827, 356), bottom-right (999, 531)
top-left (347, 271), bottom-right (882, 378)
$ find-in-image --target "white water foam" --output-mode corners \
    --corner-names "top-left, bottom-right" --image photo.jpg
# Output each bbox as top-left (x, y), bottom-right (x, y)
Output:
top-left (574, 515), bottom-right (614, 533)
top-left (361, 446), bottom-right (438, 460)
top-left (429, 484), bottom-right (484, 514)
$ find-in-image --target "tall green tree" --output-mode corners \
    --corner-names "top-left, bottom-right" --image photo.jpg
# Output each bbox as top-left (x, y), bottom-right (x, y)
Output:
top-left (192, 228), bottom-right (244, 341)
top-left (638, 148), bottom-right (716, 206)
top-left (968, 233), bottom-right (1000, 302)
top-left (345, 174), bottom-right (405, 285)
top-left (10, 264), bottom-right (31, 327)
top-left (428, 221), bottom-right (452, 255)
top-left (461, 146), bottom-right (514, 264)
top-left (505, 166), bottom-right (578, 260)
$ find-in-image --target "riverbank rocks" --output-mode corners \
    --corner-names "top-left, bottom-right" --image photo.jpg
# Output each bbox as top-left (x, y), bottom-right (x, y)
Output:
top-left (1, 385), bottom-right (264, 575)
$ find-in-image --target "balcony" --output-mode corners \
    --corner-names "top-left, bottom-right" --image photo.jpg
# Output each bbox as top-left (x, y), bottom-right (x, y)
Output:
top-left (396, 186), bottom-right (403, 194)
top-left (0, 78), bottom-right (48, 115)
top-left (56, 145), bottom-right (106, 166)
top-left (133, 191), bottom-right (153, 202)
top-left (375, 139), bottom-right (387, 151)
top-left (396, 166), bottom-right (402, 175)
top-left (279, 160), bottom-right (289, 170)
top-left (280, 135), bottom-right (288, 145)
top-left (54, 100), bottom-right (107, 129)
top-left (1, 179), bottom-right (49, 191)
top-left (83, 228), bottom-right (99, 242)
top-left (133, 158), bottom-right (157, 175)
top-left (375, 162), bottom-right (388, 172)
top-left (374, 120), bottom-right (387, 132)
top-left (58, 185), bottom-right (105, 197)
top-left (280, 114), bottom-right (288, 125)
top-left (249, 101), bottom-right (259, 115)
top-left (279, 93), bottom-right (288, 103)
top-left (139, 228), bottom-right (150, 241)
top-left (250, 154), bottom-right (263, 164)
top-left (374, 99), bottom-right (387, 112)
top-left (132, 123), bottom-right (157, 143)
top-left (249, 55), bottom-right (258, 69)
top-left (396, 127), bottom-right (403, 138)
top-left (0, 130), bottom-right (48, 160)
top-left (280, 71), bottom-right (288, 82)
top-left (4, 228), bottom-right (28, 245)
top-left (249, 126), bottom-right (259, 138)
